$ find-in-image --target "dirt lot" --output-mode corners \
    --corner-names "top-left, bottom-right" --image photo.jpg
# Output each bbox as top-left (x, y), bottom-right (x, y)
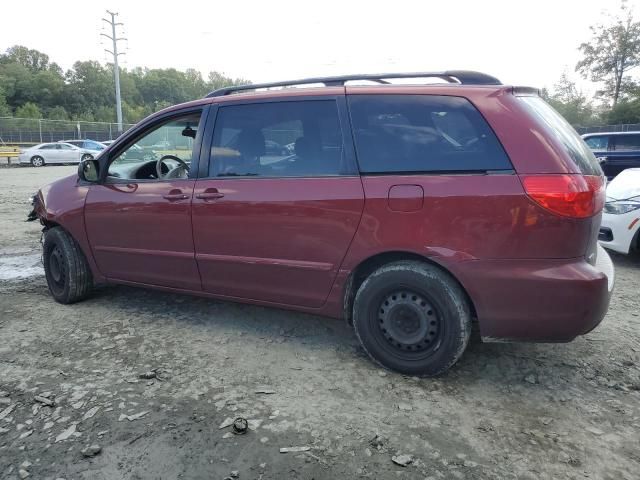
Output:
top-left (0, 166), bottom-right (639, 480)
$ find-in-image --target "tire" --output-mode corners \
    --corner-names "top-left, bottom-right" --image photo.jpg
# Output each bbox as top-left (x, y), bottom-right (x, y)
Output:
top-left (31, 156), bottom-right (44, 167)
top-left (352, 261), bottom-right (471, 377)
top-left (81, 153), bottom-right (93, 162)
top-left (43, 227), bottom-right (93, 304)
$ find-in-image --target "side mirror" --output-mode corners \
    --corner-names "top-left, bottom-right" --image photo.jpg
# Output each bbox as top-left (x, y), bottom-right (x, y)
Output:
top-left (78, 159), bottom-right (100, 183)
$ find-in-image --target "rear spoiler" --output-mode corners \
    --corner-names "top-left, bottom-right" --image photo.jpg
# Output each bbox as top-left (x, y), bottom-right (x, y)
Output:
top-left (512, 86), bottom-right (540, 96)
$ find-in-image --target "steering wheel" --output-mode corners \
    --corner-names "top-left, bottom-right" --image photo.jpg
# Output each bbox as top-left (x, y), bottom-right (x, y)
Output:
top-left (156, 155), bottom-right (189, 179)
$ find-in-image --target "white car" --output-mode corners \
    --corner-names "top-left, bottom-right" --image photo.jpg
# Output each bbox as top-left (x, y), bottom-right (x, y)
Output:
top-left (599, 168), bottom-right (640, 254)
top-left (18, 142), bottom-right (96, 167)
top-left (60, 139), bottom-right (107, 156)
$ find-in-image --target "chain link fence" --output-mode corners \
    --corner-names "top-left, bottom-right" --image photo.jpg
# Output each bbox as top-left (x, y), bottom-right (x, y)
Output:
top-left (0, 117), bottom-right (135, 146)
top-left (575, 124), bottom-right (640, 135)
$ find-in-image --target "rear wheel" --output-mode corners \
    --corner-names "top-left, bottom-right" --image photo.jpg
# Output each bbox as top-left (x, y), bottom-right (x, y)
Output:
top-left (43, 227), bottom-right (93, 304)
top-left (352, 261), bottom-right (471, 376)
top-left (31, 156), bottom-right (44, 167)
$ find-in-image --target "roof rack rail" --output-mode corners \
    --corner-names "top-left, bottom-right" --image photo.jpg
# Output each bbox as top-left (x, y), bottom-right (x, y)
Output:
top-left (205, 70), bottom-right (501, 98)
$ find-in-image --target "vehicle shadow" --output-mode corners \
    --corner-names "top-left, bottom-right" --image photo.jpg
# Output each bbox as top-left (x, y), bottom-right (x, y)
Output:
top-left (83, 282), bottom-right (610, 387)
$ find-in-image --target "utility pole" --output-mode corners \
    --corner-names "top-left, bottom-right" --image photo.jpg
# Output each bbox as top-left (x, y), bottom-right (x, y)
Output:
top-left (101, 11), bottom-right (126, 133)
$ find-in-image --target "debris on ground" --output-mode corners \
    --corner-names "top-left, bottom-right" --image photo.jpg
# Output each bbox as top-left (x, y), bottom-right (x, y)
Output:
top-left (391, 454), bottom-right (413, 467)
top-left (34, 395), bottom-right (54, 406)
top-left (254, 388), bottom-right (276, 394)
top-left (218, 417), bottom-right (234, 429)
top-left (81, 445), bottom-right (102, 458)
top-left (280, 446), bottom-right (311, 453)
top-left (139, 370), bottom-right (157, 380)
top-left (55, 423), bottom-right (77, 442)
top-left (0, 404), bottom-right (15, 420)
top-left (118, 411), bottom-right (149, 422)
top-left (232, 417), bottom-right (248, 435)
top-left (82, 406), bottom-right (100, 421)
top-left (524, 374), bottom-right (538, 384)
top-left (369, 434), bottom-right (384, 450)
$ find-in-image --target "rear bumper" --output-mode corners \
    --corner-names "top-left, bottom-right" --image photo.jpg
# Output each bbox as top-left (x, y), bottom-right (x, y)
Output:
top-left (453, 245), bottom-right (614, 342)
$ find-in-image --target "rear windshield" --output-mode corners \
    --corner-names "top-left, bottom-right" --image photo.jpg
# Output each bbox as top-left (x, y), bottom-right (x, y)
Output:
top-left (519, 96), bottom-right (602, 176)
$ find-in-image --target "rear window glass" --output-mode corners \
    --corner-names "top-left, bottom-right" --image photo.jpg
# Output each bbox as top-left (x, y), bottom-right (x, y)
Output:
top-left (519, 96), bottom-right (602, 176)
top-left (348, 94), bottom-right (512, 173)
top-left (614, 134), bottom-right (640, 151)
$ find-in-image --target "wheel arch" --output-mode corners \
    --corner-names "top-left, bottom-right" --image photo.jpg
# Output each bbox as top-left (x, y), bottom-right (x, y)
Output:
top-left (342, 251), bottom-right (478, 324)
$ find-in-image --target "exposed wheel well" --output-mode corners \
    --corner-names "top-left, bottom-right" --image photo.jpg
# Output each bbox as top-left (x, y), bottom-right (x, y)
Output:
top-left (343, 251), bottom-right (477, 324)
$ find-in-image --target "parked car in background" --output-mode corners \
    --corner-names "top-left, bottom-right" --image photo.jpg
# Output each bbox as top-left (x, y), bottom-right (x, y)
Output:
top-left (599, 167), bottom-right (640, 254)
top-left (60, 139), bottom-right (106, 155)
top-left (29, 71), bottom-right (614, 376)
top-left (18, 142), bottom-right (95, 167)
top-left (582, 131), bottom-right (640, 180)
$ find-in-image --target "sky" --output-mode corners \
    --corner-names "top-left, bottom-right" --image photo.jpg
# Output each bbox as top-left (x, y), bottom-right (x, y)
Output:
top-left (0, 0), bottom-right (632, 93)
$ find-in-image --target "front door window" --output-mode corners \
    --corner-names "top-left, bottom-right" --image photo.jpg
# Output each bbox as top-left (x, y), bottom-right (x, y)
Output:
top-left (108, 113), bottom-right (201, 181)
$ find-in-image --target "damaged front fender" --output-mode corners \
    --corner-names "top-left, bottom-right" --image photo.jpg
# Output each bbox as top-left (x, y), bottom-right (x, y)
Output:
top-left (26, 191), bottom-right (46, 223)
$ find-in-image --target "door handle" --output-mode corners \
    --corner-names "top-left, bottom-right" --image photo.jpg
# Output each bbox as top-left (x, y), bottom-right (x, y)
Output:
top-left (163, 190), bottom-right (190, 201)
top-left (195, 188), bottom-right (224, 200)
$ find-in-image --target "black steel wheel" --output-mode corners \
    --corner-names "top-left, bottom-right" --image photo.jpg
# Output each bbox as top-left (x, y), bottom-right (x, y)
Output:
top-left (353, 261), bottom-right (471, 376)
top-left (43, 227), bottom-right (93, 304)
top-left (377, 289), bottom-right (442, 354)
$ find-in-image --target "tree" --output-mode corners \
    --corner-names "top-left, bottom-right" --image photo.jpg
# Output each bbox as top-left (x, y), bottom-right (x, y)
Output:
top-left (1, 45), bottom-right (51, 72)
top-left (576, 1), bottom-right (640, 106)
top-left (0, 44), bottom-right (252, 126)
top-left (47, 106), bottom-right (69, 120)
top-left (607, 98), bottom-right (640, 123)
top-left (15, 102), bottom-right (41, 118)
top-left (207, 71), bottom-right (250, 92)
top-left (545, 73), bottom-right (596, 126)
top-left (0, 89), bottom-right (11, 116)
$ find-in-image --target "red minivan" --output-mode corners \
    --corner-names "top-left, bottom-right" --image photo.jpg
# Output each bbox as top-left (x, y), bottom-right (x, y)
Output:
top-left (30, 71), bottom-right (614, 376)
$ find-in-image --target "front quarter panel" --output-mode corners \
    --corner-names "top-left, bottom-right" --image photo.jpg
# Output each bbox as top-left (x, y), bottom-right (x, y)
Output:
top-left (36, 174), bottom-right (104, 283)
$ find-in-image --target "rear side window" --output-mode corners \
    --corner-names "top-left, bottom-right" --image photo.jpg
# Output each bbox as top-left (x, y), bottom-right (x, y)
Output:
top-left (584, 135), bottom-right (609, 150)
top-left (210, 100), bottom-right (346, 177)
top-left (519, 96), bottom-right (602, 176)
top-left (614, 134), bottom-right (640, 151)
top-left (348, 94), bottom-right (511, 174)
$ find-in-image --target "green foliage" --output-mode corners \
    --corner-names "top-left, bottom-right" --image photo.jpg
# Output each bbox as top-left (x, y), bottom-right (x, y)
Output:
top-left (0, 44), bottom-right (249, 124)
top-left (46, 106), bottom-right (69, 120)
top-left (576, 1), bottom-right (640, 105)
top-left (545, 73), bottom-right (596, 126)
top-left (607, 98), bottom-right (640, 123)
top-left (15, 102), bottom-right (41, 118)
top-left (0, 87), bottom-right (11, 116)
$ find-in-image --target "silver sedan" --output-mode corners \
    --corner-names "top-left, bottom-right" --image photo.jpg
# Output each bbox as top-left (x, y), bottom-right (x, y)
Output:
top-left (18, 142), bottom-right (96, 167)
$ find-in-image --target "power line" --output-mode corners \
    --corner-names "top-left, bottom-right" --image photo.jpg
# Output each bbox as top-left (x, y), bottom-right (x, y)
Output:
top-left (101, 10), bottom-right (126, 133)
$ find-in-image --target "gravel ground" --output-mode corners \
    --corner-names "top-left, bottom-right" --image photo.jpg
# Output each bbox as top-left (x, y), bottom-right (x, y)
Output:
top-left (0, 166), bottom-right (639, 480)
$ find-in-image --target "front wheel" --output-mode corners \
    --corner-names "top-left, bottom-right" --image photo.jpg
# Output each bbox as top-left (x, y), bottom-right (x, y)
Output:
top-left (43, 227), bottom-right (93, 304)
top-left (81, 153), bottom-right (93, 162)
top-left (352, 261), bottom-right (471, 377)
top-left (31, 156), bottom-right (44, 167)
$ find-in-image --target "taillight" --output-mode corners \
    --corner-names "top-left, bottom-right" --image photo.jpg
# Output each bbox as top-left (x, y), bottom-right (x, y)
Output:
top-left (521, 175), bottom-right (605, 218)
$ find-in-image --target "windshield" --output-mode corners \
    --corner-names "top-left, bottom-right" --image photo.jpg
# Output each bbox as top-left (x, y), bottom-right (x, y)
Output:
top-left (519, 96), bottom-right (603, 176)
